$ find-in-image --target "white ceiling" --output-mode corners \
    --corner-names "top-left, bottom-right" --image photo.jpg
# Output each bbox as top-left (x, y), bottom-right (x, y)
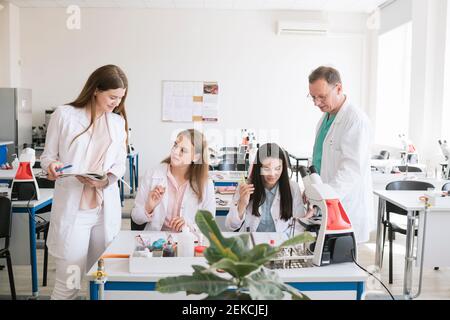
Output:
top-left (5, 0), bottom-right (388, 13)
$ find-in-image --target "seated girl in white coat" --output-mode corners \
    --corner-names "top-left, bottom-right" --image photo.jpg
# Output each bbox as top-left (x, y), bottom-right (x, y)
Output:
top-left (225, 143), bottom-right (306, 234)
top-left (131, 129), bottom-right (216, 232)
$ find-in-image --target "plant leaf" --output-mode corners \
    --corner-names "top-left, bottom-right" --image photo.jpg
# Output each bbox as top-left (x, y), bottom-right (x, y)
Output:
top-left (244, 268), bottom-right (310, 300)
top-left (203, 291), bottom-right (252, 300)
top-left (277, 232), bottom-right (315, 249)
top-left (196, 211), bottom-right (250, 262)
top-left (209, 258), bottom-right (260, 279)
top-left (241, 243), bottom-right (279, 265)
top-left (156, 265), bottom-right (232, 296)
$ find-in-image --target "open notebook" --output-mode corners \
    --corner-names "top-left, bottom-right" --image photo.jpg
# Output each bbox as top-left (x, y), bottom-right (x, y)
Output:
top-left (58, 171), bottom-right (107, 181)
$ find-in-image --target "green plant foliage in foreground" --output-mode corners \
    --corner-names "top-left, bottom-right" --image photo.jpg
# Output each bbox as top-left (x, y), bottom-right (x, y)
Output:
top-left (156, 210), bottom-right (315, 300)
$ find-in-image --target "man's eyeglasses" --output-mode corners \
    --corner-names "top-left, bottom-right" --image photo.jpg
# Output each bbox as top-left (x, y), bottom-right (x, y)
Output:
top-left (307, 84), bottom-right (338, 103)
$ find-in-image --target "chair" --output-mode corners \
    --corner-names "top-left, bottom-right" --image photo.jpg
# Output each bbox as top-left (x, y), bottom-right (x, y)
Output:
top-left (430, 182), bottom-right (450, 272)
top-left (383, 180), bottom-right (434, 284)
top-left (220, 147), bottom-right (238, 153)
top-left (218, 162), bottom-right (237, 171)
top-left (218, 153), bottom-right (238, 171)
top-left (395, 166), bottom-right (422, 173)
top-left (0, 196), bottom-right (16, 299)
top-left (131, 219), bottom-right (146, 231)
top-left (372, 150), bottom-right (390, 160)
top-left (35, 177), bottom-right (54, 287)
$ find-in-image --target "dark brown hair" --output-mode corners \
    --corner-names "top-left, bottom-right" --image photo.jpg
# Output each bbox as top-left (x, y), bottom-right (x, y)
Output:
top-left (162, 129), bottom-right (209, 202)
top-left (68, 64), bottom-right (128, 144)
top-left (249, 143), bottom-right (293, 221)
top-left (308, 66), bottom-right (342, 85)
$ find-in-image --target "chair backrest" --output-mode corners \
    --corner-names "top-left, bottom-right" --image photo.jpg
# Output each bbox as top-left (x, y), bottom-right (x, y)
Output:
top-left (131, 219), bottom-right (146, 231)
top-left (220, 147), bottom-right (238, 153)
top-left (442, 182), bottom-right (450, 191)
top-left (386, 180), bottom-right (434, 191)
top-left (36, 177), bottom-right (55, 189)
top-left (396, 166), bottom-right (422, 173)
top-left (379, 150), bottom-right (390, 159)
top-left (0, 196), bottom-right (12, 241)
top-left (385, 180), bottom-right (434, 216)
top-left (218, 162), bottom-right (237, 171)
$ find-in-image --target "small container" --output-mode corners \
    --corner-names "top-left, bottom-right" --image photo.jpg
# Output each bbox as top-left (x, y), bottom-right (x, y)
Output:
top-left (152, 248), bottom-right (163, 257)
top-left (194, 245), bottom-right (207, 257)
top-left (162, 241), bottom-right (175, 257)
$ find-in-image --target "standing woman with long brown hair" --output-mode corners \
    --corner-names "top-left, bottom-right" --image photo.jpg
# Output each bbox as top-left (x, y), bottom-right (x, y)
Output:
top-left (40, 65), bottom-right (128, 300)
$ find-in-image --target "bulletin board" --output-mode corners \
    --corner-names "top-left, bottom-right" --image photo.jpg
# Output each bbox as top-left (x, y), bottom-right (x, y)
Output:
top-left (162, 80), bottom-right (219, 122)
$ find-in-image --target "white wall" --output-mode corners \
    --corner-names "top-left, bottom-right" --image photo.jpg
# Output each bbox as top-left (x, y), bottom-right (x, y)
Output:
top-left (19, 8), bottom-right (370, 174)
top-left (0, 1), bottom-right (21, 87)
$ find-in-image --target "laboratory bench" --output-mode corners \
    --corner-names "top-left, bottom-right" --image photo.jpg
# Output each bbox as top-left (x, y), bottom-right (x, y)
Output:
top-left (87, 231), bottom-right (367, 300)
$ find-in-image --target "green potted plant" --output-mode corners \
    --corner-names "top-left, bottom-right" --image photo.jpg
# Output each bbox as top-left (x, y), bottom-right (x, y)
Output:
top-left (156, 210), bottom-right (315, 300)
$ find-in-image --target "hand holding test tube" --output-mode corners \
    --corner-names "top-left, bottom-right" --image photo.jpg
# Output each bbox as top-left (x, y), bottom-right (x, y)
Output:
top-left (237, 173), bottom-right (254, 217)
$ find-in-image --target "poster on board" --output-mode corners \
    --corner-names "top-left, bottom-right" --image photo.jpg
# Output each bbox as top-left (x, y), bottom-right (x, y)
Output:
top-left (162, 80), bottom-right (219, 122)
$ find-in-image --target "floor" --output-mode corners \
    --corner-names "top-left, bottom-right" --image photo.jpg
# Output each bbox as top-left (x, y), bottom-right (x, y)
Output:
top-left (1, 199), bottom-right (449, 300)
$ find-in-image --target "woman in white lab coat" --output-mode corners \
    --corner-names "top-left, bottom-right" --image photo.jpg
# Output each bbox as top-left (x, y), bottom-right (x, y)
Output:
top-left (225, 143), bottom-right (306, 234)
top-left (131, 129), bottom-right (215, 232)
top-left (40, 65), bottom-right (128, 300)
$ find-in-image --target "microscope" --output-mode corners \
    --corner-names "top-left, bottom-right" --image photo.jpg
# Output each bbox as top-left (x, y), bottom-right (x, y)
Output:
top-left (10, 151), bottom-right (40, 201)
top-left (298, 165), bottom-right (356, 266)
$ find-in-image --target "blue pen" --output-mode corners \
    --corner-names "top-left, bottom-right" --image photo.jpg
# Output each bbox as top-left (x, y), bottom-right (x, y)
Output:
top-left (56, 164), bottom-right (73, 172)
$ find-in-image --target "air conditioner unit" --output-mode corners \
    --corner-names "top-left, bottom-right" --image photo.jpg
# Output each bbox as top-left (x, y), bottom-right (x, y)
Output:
top-left (277, 20), bottom-right (329, 35)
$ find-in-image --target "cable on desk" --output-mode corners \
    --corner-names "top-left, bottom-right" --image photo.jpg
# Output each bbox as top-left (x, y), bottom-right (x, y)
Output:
top-left (351, 249), bottom-right (395, 300)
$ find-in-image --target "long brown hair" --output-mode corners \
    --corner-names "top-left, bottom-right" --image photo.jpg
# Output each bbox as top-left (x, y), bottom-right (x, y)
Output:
top-left (68, 64), bottom-right (129, 144)
top-left (162, 129), bottom-right (209, 202)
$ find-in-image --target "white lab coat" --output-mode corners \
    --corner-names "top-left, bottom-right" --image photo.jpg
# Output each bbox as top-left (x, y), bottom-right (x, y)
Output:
top-left (316, 99), bottom-right (374, 243)
top-left (131, 163), bottom-right (216, 232)
top-left (225, 180), bottom-right (305, 234)
top-left (40, 105), bottom-right (127, 259)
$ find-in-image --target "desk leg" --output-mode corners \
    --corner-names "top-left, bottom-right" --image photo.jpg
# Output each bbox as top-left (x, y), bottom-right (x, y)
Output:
top-left (89, 281), bottom-right (99, 300)
top-left (403, 210), bottom-right (415, 299)
top-left (356, 282), bottom-right (365, 300)
top-left (28, 208), bottom-right (39, 297)
top-left (374, 198), bottom-right (385, 269)
top-left (119, 180), bottom-right (124, 207)
top-left (129, 156), bottom-right (133, 195)
top-left (135, 154), bottom-right (139, 190)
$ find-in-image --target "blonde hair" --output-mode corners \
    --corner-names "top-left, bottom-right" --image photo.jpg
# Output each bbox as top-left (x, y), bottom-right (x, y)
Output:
top-left (162, 129), bottom-right (209, 202)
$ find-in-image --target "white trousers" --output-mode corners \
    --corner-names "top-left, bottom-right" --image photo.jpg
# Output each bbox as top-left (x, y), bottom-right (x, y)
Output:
top-left (51, 207), bottom-right (106, 300)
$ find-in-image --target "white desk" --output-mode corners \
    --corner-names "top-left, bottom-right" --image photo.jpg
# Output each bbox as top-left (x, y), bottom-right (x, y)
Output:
top-left (0, 168), bottom-right (44, 181)
top-left (373, 190), bottom-right (450, 299)
top-left (371, 172), bottom-right (449, 191)
top-left (86, 231), bottom-right (366, 300)
top-left (209, 171), bottom-right (246, 185)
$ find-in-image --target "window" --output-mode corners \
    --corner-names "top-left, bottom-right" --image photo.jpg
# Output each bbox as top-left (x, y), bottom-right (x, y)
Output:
top-left (375, 22), bottom-right (412, 146)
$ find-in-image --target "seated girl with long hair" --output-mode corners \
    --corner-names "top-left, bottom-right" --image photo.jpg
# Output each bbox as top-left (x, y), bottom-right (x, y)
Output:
top-left (132, 129), bottom-right (215, 232)
top-left (225, 143), bottom-right (307, 234)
